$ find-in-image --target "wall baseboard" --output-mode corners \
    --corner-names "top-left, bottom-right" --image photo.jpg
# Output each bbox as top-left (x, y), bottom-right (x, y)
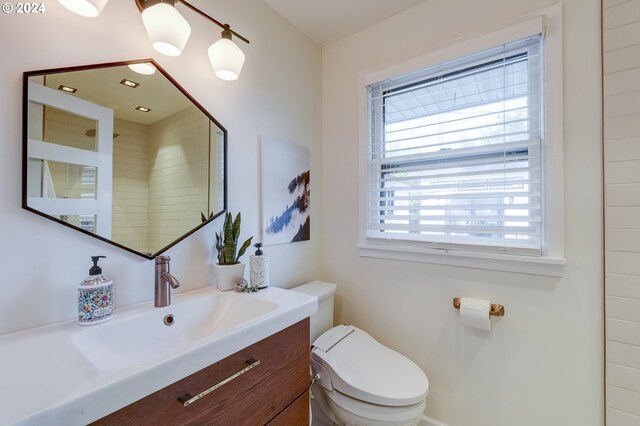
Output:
top-left (419, 415), bottom-right (448, 426)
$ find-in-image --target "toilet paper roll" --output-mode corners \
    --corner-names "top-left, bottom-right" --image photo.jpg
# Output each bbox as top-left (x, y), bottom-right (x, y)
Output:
top-left (459, 297), bottom-right (491, 331)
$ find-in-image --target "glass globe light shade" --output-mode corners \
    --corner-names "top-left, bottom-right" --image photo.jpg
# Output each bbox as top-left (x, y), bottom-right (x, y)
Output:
top-left (58, 0), bottom-right (109, 17)
top-left (141, 2), bottom-right (191, 57)
top-left (208, 38), bottom-right (245, 81)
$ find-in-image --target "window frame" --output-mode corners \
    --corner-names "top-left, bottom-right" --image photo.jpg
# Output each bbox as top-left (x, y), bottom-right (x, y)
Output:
top-left (357, 5), bottom-right (565, 277)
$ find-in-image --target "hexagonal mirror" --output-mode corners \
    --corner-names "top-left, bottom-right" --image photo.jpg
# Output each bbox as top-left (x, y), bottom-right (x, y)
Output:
top-left (22, 59), bottom-right (226, 259)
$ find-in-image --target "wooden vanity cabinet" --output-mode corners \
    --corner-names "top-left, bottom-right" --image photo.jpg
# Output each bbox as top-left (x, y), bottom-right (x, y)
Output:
top-left (93, 318), bottom-right (310, 426)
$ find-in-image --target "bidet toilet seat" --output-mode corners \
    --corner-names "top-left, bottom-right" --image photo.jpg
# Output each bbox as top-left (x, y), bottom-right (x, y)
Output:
top-left (311, 325), bottom-right (429, 407)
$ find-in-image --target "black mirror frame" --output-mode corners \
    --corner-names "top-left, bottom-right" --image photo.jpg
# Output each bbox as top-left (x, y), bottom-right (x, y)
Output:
top-left (22, 58), bottom-right (228, 259)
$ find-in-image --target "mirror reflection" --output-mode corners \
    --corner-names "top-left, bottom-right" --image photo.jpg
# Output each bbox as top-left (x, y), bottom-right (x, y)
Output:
top-left (24, 60), bottom-right (226, 258)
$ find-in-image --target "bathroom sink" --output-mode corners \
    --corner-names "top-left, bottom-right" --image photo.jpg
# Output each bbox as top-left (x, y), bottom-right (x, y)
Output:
top-left (72, 291), bottom-right (278, 371)
top-left (0, 285), bottom-right (317, 425)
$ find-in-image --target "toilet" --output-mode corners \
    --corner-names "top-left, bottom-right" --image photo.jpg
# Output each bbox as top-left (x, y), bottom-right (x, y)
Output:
top-left (291, 281), bottom-right (429, 426)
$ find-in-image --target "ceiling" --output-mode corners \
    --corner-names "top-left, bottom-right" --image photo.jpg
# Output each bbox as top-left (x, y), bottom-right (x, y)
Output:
top-left (42, 64), bottom-right (193, 126)
top-left (264, 0), bottom-right (427, 47)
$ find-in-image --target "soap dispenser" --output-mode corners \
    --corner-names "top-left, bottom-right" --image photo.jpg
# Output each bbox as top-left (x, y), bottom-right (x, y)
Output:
top-left (249, 243), bottom-right (269, 289)
top-left (78, 256), bottom-right (113, 325)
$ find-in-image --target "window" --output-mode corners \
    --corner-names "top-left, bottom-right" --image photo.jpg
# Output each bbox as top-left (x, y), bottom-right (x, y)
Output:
top-left (359, 11), bottom-right (564, 275)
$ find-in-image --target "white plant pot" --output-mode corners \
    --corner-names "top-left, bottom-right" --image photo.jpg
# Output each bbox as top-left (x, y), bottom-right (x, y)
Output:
top-left (213, 263), bottom-right (246, 291)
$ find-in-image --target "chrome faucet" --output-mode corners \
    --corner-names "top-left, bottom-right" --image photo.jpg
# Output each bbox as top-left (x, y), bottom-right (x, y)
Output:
top-left (155, 255), bottom-right (180, 307)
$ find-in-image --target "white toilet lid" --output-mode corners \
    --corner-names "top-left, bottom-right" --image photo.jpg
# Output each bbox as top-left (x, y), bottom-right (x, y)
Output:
top-left (311, 325), bottom-right (429, 407)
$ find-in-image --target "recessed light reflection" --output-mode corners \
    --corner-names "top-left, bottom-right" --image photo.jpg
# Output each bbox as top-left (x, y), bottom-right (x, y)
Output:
top-left (120, 79), bottom-right (140, 88)
top-left (58, 85), bottom-right (77, 93)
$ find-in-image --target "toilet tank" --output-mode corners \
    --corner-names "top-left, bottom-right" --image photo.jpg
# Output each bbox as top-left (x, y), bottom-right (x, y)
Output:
top-left (290, 281), bottom-right (337, 343)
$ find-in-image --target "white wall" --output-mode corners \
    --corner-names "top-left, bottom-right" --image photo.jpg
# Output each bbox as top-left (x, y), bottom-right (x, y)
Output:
top-left (321, 1), bottom-right (602, 425)
top-left (0, 0), bottom-right (322, 335)
top-left (603, 0), bottom-right (640, 422)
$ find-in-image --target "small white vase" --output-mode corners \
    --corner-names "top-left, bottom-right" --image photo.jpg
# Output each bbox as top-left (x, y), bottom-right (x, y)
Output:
top-left (213, 263), bottom-right (246, 291)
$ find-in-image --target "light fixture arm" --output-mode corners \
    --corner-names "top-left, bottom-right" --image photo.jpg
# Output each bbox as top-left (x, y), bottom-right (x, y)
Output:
top-left (134, 0), bottom-right (249, 44)
top-left (179, 0), bottom-right (249, 44)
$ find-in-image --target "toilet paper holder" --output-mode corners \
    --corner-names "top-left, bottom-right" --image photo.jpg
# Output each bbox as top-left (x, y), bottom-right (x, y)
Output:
top-left (453, 297), bottom-right (505, 317)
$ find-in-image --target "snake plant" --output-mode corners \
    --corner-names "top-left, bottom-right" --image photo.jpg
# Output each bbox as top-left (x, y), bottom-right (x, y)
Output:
top-left (215, 212), bottom-right (253, 265)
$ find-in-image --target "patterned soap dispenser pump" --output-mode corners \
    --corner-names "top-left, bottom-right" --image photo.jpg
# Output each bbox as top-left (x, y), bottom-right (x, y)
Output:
top-left (78, 255), bottom-right (114, 325)
top-left (249, 243), bottom-right (269, 289)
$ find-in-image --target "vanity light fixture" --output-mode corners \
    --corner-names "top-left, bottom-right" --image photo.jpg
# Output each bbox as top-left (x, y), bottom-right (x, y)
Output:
top-left (58, 0), bottom-right (249, 81)
top-left (136, 0), bottom-right (249, 81)
top-left (58, 85), bottom-right (78, 93)
top-left (135, 106), bottom-right (152, 112)
top-left (120, 79), bottom-right (140, 88)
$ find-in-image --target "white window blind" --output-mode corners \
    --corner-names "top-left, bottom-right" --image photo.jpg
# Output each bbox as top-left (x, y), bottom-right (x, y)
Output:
top-left (366, 35), bottom-right (543, 256)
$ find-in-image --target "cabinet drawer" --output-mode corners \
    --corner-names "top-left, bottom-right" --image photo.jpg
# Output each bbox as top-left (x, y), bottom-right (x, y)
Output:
top-left (94, 318), bottom-right (310, 425)
top-left (266, 391), bottom-right (309, 426)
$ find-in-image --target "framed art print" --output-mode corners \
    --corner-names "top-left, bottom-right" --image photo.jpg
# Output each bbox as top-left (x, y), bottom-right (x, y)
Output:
top-left (260, 136), bottom-right (310, 245)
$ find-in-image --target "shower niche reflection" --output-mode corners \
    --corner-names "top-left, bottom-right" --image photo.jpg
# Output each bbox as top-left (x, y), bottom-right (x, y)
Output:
top-left (23, 59), bottom-right (227, 259)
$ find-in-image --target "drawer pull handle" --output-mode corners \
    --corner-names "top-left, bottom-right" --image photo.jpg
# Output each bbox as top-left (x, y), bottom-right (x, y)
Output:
top-left (178, 359), bottom-right (261, 407)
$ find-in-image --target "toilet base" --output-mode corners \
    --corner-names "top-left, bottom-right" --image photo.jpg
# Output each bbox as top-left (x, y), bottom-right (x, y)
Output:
top-left (311, 385), bottom-right (340, 426)
top-left (312, 384), bottom-right (425, 426)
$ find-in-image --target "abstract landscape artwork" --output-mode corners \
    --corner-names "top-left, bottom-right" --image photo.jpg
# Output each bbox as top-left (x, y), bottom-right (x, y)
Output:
top-left (260, 136), bottom-right (310, 245)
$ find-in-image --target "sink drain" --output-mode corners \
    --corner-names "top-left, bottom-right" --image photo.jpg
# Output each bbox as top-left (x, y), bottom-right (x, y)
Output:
top-left (163, 314), bottom-right (175, 326)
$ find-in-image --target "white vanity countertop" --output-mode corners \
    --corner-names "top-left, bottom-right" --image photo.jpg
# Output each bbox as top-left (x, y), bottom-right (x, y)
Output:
top-left (0, 286), bottom-right (317, 425)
